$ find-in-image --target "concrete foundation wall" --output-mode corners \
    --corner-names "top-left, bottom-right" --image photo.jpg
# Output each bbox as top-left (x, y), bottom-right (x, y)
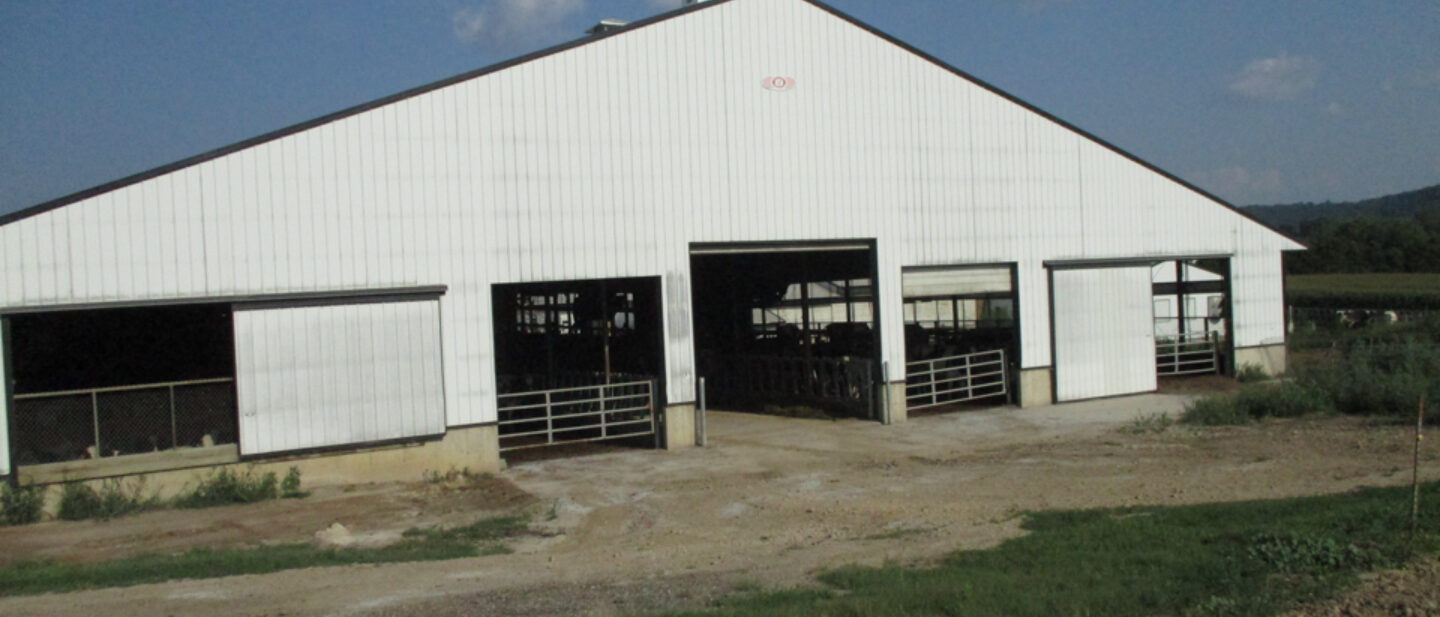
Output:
top-left (1018, 367), bottom-right (1054, 407)
top-left (1234, 344), bottom-right (1288, 378)
top-left (20, 424), bottom-right (502, 503)
top-left (664, 403), bottom-right (696, 449)
top-left (884, 381), bottom-right (908, 424)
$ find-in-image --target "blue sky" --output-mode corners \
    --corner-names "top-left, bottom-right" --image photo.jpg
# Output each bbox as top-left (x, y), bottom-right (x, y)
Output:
top-left (2, 0), bottom-right (1438, 215)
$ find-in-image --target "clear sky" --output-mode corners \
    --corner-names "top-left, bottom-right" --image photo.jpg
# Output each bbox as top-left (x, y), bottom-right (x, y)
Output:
top-left (2, 0), bottom-right (1437, 215)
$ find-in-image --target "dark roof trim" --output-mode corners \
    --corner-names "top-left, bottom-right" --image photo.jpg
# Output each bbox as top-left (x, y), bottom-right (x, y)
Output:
top-left (2, 0), bottom-right (1301, 249)
top-left (0, 284), bottom-right (447, 315)
top-left (0, 0), bottom-right (734, 227)
top-left (1044, 253), bottom-right (1232, 269)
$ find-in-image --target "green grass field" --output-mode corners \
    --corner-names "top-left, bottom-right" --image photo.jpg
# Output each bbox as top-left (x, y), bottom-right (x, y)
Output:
top-left (0, 514), bottom-right (527, 597)
top-left (1288, 273), bottom-right (1440, 296)
top-left (659, 483), bottom-right (1440, 617)
top-left (1287, 273), bottom-right (1440, 310)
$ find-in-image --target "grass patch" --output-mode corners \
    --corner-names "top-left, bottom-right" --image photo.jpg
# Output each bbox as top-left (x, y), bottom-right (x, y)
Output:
top-left (657, 483), bottom-right (1440, 617)
top-left (0, 514), bottom-right (528, 597)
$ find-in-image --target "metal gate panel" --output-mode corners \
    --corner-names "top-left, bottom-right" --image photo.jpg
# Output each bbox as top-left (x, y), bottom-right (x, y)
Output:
top-left (496, 380), bottom-right (655, 451)
top-left (905, 349), bottom-right (1007, 411)
top-left (234, 299), bottom-right (446, 456)
top-left (1052, 267), bottom-right (1157, 402)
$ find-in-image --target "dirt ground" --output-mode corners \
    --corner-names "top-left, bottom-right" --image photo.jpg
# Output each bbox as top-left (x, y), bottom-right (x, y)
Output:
top-left (2, 393), bottom-right (1437, 617)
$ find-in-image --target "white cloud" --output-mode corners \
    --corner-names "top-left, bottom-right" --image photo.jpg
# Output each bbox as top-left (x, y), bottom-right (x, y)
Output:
top-left (452, 0), bottom-right (587, 49)
top-left (1189, 166), bottom-right (1286, 204)
top-left (1228, 53), bottom-right (1322, 101)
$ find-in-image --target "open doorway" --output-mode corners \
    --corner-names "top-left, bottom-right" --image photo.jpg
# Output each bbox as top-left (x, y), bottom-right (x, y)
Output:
top-left (1152, 259), bottom-right (1231, 377)
top-left (490, 277), bottom-right (664, 451)
top-left (690, 243), bottom-right (880, 419)
top-left (900, 265), bottom-right (1017, 413)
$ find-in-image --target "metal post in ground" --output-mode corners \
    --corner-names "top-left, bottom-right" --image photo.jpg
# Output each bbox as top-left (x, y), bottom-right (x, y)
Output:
top-left (881, 361), bottom-right (892, 425)
top-left (697, 377), bottom-right (708, 447)
top-left (1413, 393), bottom-right (1425, 536)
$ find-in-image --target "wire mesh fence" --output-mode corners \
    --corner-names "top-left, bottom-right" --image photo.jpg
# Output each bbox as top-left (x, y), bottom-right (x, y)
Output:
top-left (10, 378), bottom-right (237, 465)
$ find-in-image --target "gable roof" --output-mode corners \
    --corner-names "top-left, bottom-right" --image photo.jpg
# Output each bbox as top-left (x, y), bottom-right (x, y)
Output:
top-left (0, 0), bottom-right (1302, 247)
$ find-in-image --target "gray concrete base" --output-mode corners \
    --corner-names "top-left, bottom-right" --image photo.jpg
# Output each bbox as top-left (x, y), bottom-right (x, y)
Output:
top-left (884, 381), bottom-right (908, 424)
top-left (664, 403), bottom-right (696, 449)
top-left (1018, 367), bottom-right (1054, 407)
top-left (1235, 344), bottom-right (1288, 377)
top-left (23, 424), bottom-right (503, 507)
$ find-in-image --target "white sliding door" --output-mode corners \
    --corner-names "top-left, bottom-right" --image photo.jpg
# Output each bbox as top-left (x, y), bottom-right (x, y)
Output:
top-left (234, 299), bottom-right (445, 455)
top-left (1051, 266), bottom-right (1157, 402)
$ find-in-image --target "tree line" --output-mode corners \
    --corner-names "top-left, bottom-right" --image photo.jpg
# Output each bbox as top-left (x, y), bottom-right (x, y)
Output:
top-left (1242, 183), bottom-right (1440, 274)
top-left (1284, 209), bottom-right (1440, 273)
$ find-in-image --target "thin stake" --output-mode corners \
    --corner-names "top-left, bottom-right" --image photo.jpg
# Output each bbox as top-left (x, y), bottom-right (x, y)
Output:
top-left (1413, 393), bottom-right (1425, 535)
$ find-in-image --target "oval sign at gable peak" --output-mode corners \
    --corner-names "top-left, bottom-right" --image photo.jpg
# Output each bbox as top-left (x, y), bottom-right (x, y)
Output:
top-left (762, 76), bottom-right (796, 92)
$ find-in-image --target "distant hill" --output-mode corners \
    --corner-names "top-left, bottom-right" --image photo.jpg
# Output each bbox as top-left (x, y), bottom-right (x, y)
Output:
top-left (1242, 183), bottom-right (1440, 236)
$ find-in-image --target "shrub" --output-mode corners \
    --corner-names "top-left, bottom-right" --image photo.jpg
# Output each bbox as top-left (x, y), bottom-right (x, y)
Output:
top-left (1235, 363), bottom-right (1269, 383)
top-left (0, 483), bottom-right (45, 526)
top-left (1293, 340), bottom-right (1440, 421)
top-left (1181, 395), bottom-right (1252, 426)
top-left (172, 468), bottom-right (279, 509)
top-left (56, 478), bottom-right (160, 521)
top-left (1181, 382), bottom-right (1331, 425)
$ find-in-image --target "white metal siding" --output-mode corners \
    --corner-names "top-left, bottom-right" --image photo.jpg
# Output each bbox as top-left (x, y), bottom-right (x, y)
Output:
top-left (0, 0), bottom-right (1301, 426)
top-left (1052, 267), bottom-right (1157, 402)
top-left (902, 267), bottom-right (1011, 298)
top-left (234, 300), bottom-right (445, 456)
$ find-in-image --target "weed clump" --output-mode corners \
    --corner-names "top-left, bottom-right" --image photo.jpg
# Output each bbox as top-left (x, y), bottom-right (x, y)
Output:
top-left (172, 468), bottom-right (281, 509)
top-left (1119, 412), bottom-right (1174, 434)
top-left (56, 478), bottom-right (160, 521)
top-left (280, 467), bottom-right (306, 499)
top-left (1246, 531), bottom-right (1388, 575)
top-left (0, 483), bottom-right (45, 526)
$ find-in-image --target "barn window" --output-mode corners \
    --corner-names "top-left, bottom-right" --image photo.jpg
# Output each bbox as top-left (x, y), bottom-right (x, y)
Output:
top-left (7, 304), bottom-right (237, 467)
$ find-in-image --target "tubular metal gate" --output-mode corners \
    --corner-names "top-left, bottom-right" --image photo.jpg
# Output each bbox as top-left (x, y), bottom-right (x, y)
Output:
top-left (905, 349), bottom-right (1007, 411)
top-left (1156, 332), bottom-right (1220, 376)
top-left (496, 380), bottom-right (656, 452)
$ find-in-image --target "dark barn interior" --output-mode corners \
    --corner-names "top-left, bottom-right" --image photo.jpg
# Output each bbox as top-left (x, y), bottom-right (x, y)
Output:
top-left (490, 277), bottom-right (664, 450)
top-left (690, 247), bottom-right (879, 418)
top-left (6, 304), bottom-right (238, 464)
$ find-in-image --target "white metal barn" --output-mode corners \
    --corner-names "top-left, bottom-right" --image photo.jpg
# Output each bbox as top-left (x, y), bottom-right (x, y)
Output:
top-left (0, 0), bottom-right (1301, 483)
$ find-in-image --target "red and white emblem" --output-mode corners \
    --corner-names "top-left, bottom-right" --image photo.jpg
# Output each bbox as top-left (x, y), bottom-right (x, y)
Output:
top-left (762, 76), bottom-right (796, 92)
